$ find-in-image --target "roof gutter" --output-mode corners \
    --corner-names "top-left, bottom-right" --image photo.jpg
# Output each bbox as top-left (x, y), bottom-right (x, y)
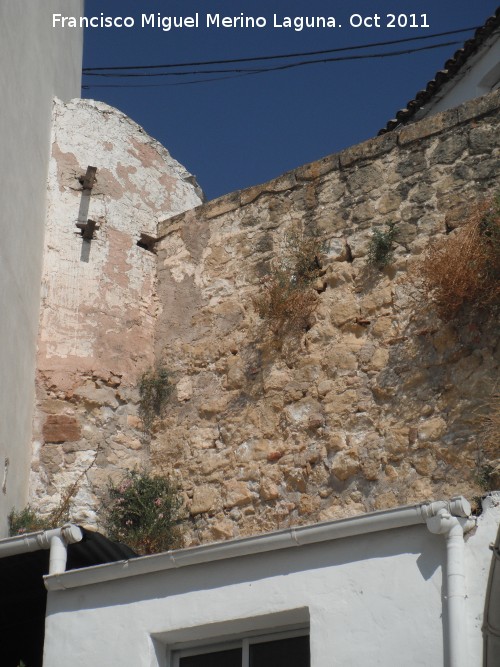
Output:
top-left (0, 525), bottom-right (83, 575)
top-left (45, 499), bottom-right (465, 592)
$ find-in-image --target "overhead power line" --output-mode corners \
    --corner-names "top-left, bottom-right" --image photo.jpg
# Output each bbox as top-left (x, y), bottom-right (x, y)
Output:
top-left (83, 25), bottom-right (479, 73)
top-left (84, 41), bottom-right (462, 78)
top-left (82, 39), bottom-right (463, 89)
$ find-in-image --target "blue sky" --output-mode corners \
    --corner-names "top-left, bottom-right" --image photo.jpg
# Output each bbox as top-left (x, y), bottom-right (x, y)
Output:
top-left (82, 1), bottom-right (498, 200)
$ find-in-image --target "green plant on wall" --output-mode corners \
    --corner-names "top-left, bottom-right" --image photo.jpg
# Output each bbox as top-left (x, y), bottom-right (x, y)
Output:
top-left (9, 501), bottom-right (72, 536)
top-left (368, 222), bottom-right (398, 269)
top-left (9, 490), bottom-right (76, 536)
top-left (102, 469), bottom-right (183, 555)
top-left (9, 448), bottom-right (99, 535)
top-left (138, 363), bottom-right (173, 432)
top-left (8, 506), bottom-right (56, 535)
top-left (476, 463), bottom-right (496, 492)
top-left (253, 225), bottom-right (324, 348)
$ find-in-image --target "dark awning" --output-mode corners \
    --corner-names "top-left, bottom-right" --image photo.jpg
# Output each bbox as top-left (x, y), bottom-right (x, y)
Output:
top-left (0, 528), bottom-right (136, 667)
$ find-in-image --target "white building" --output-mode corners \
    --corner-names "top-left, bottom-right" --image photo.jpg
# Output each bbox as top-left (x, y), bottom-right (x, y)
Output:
top-left (40, 495), bottom-right (500, 667)
top-left (380, 7), bottom-right (500, 132)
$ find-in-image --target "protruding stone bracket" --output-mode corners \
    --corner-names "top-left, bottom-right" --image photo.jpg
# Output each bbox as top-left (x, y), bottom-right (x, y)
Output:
top-left (137, 232), bottom-right (159, 254)
top-left (76, 218), bottom-right (100, 240)
top-left (79, 166), bottom-right (97, 191)
top-left (76, 166), bottom-right (99, 251)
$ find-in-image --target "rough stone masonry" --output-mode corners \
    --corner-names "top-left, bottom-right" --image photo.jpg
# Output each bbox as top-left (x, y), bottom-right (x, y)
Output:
top-left (31, 90), bottom-right (500, 546)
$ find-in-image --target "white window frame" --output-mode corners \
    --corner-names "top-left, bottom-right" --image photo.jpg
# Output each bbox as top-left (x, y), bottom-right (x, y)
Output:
top-left (170, 627), bottom-right (309, 667)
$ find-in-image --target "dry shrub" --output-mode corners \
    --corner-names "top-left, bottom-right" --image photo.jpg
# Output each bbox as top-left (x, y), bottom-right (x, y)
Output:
top-left (282, 226), bottom-right (324, 284)
top-left (138, 363), bottom-right (172, 433)
top-left (419, 194), bottom-right (500, 321)
top-left (482, 393), bottom-right (500, 459)
top-left (476, 393), bottom-right (500, 491)
top-left (253, 226), bottom-right (323, 347)
top-left (9, 448), bottom-right (99, 535)
top-left (254, 269), bottom-right (318, 341)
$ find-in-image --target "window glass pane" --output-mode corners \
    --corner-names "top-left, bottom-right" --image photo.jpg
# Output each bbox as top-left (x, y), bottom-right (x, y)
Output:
top-left (180, 648), bottom-right (242, 667)
top-left (249, 635), bottom-right (310, 667)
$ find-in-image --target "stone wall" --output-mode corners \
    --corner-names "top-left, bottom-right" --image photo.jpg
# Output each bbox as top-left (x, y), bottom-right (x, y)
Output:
top-left (30, 90), bottom-right (499, 543)
top-left (29, 98), bottom-right (203, 524)
top-left (153, 90), bottom-right (500, 545)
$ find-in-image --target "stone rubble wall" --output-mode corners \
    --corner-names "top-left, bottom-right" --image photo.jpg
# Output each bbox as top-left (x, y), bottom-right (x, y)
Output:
top-left (29, 98), bottom-right (203, 524)
top-left (154, 90), bottom-right (500, 545)
top-left (29, 91), bottom-right (499, 543)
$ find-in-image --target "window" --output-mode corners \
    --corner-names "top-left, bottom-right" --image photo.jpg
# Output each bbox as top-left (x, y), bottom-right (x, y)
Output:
top-left (171, 630), bottom-right (310, 667)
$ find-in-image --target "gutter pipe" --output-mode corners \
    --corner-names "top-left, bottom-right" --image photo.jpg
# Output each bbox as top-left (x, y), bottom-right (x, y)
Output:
top-left (0, 525), bottom-right (83, 574)
top-left (421, 496), bottom-right (476, 667)
top-left (45, 500), bottom-right (441, 591)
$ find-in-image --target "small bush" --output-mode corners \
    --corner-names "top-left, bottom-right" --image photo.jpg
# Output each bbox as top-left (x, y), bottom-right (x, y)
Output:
top-left (254, 269), bottom-right (318, 340)
top-left (9, 506), bottom-right (55, 535)
top-left (483, 394), bottom-right (500, 449)
top-left (254, 226), bottom-right (323, 347)
top-left (102, 470), bottom-right (183, 555)
top-left (418, 195), bottom-right (500, 321)
top-left (476, 464), bottom-right (496, 492)
top-left (9, 500), bottom-right (73, 536)
top-left (478, 393), bottom-right (500, 487)
top-left (368, 223), bottom-right (398, 268)
top-left (281, 226), bottom-right (324, 284)
top-left (9, 451), bottom-right (98, 535)
top-left (138, 364), bottom-right (173, 432)
top-left (9, 490), bottom-right (76, 535)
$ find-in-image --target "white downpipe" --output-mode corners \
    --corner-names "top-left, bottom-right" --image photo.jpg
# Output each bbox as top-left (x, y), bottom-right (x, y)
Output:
top-left (49, 533), bottom-right (71, 575)
top-left (0, 525), bottom-right (83, 574)
top-left (422, 497), bottom-right (476, 667)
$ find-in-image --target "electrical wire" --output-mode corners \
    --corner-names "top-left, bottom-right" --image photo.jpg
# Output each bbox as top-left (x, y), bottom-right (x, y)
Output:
top-left (84, 40), bottom-right (462, 77)
top-left (82, 39), bottom-right (463, 88)
top-left (83, 25), bottom-right (479, 73)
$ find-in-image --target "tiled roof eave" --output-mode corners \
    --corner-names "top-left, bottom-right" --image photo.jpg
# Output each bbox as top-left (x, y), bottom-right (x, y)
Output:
top-left (379, 7), bottom-right (500, 135)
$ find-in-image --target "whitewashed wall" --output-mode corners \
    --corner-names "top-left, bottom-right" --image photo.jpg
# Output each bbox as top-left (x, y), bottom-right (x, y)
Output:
top-left (29, 98), bottom-right (203, 524)
top-left (0, 1), bottom-right (83, 534)
top-left (43, 499), bottom-right (500, 667)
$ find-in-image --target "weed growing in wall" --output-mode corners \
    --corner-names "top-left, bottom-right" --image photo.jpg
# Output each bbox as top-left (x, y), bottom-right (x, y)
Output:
top-left (102, 469), bottom-right (183, 555)
top-left (9, 449), bottom-right (98, 535)
top-left (8, 506), bottom-right (59, 535)
top-left (419, 194), bottom-right (500, 321)
top-left (483, 393), bottom-right (500, 453)
top-left (253, 226), bottom-right (324, 348)
top-left (475, 392), bottom-right (500, 492)
top-left (367, 223), bottom-right (398, 269)
top-left (138, 363), bottom-right (173, 432)
top-left (476, 464), bottom-right (496, 492)
top-left (9, 492), bottom-right (75, 534)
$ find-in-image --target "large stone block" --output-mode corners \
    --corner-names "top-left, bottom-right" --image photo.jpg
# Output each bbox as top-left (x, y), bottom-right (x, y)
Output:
top-left (190, 486), bottom-right (222, 515)
top-left (43, 415), bottom-right (81, 444)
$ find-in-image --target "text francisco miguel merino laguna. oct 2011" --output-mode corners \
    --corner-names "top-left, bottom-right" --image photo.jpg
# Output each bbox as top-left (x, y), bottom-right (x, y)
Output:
top-left (53, 12), bottom-right (432, 31)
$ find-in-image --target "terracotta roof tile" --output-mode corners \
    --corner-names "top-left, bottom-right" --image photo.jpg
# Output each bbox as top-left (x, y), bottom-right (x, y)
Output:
top-left (379, 7), bottom-right (500, 135)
